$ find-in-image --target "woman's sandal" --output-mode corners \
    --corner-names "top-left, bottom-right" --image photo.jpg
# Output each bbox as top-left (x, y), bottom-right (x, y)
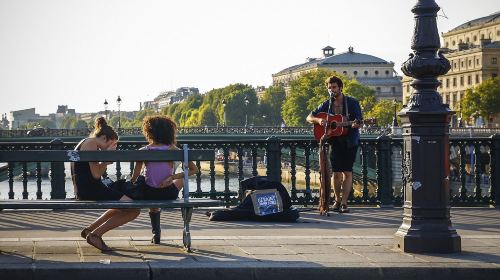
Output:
top-left (86, 232), bottom-right (112, 252)
top-left (81, 228), bottom-right (91, 239)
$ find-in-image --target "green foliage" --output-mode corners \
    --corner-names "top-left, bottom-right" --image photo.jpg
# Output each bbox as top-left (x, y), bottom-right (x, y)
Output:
top-left (20, 119), bottom-right (56, 129)
top-left (258, 85), bottom-right (286, 125)
top-left (460, 77), bottom-right (500, 123)
top-left (364, 99), bottom-right (402, 127)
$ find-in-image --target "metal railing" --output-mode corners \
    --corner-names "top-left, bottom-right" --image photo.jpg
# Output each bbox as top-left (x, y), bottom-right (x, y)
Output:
top-left (0, 135), bottom-right (498, 207)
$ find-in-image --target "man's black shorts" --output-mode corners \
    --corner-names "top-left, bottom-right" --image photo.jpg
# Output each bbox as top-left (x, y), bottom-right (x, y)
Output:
top-left (329, 137), bottom-right (358, 172)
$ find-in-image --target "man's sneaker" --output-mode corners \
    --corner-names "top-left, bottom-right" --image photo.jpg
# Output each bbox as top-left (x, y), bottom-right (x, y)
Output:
top-left (332, 201), bottom-right (341, 212)
top-left (339, 204), bottom-right (350, 213)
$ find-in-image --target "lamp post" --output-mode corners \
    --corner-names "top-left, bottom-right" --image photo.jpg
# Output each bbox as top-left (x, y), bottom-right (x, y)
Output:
top-left (222, 98), bottom-right (227, 127)
top-left (395, 0), bottom-right (460, 253)
top-left (104, 99), bottom-right (109, 119)
top-left (244, 96), bottom-right (249, 128)
top-left (392, 99), bottom-right (399, 127)
top-left (117, 96), bottom-right (122, 130)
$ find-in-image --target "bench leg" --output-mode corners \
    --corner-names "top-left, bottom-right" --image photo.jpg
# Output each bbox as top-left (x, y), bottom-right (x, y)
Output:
top-left (181, 207), bottom-right (193, 252)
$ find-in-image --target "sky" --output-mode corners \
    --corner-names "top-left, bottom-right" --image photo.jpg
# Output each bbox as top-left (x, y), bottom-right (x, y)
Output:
top-left (1, 0), bottom-right (499, 115)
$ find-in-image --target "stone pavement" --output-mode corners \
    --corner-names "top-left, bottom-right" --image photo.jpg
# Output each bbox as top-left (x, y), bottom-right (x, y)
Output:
top-left (0, 207), bottom-right (499, 280)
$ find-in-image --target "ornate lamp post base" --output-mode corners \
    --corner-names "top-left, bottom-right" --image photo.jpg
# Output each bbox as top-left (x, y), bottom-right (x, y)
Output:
top-left (395, 0), bottom-right (461, 253)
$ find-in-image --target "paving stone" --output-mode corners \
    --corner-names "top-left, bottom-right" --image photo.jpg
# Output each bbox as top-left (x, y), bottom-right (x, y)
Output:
top-left (273, 238), bottom-right (333, 245)
top-left (338, 244), bottom-right (394, 253)
top-left (361, 252), bottom-right (429, 263)
top-left (238, 245), bottom-right (296, 255)
top-left (82, 254), bottom-right (144, 263)
top-left (299, 253), bottom-right (369, 263)
top-left (252, 254), bottom-right (308, 262)
top-left (0, 245), bottom-right (33, 254)
top-left (229, 239), bottom-right (279, 247)
top-left (282, 244), bottom-right (345, 254)
top-left (35, 253), bottom-right (81, 263)
top-left (460, 238), bottom-right (497, 247)
top-left (413, 252), bottom-right (488, 263)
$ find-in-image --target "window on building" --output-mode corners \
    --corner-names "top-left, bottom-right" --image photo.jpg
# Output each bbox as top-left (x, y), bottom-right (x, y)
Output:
top-left (459, 39), bottom-right (463, 44)
top-left (473, 35), bottom-right (477, 41)
top-left (376, 87), bottom-right (381, 93)
top-left (453, 93), bottom-right (457, 104)
top-left (452, 40), bottom-right (456, 46)
top-left (342, 71), bottom-right (347, 75)
top-left (364, 70), bottom-right (368, 75)
top-left (406, 85), bottom-right (410, 93)
top-left (469, 60), bottom-right (472, 67)
top-left (498, 31), bottom-right (500, 36)
top-left (353, 71), bottom-right (358, 76)
top-left (476, 74), bottom-right (480, 84)
top-left (453, 77), bottom-right (456, 87)
top-left (492, 57), bottom-right (498, 64)
top-left (493, 73), bottom-right (498, 78)
top-left (477, 59), bottom-right (480, 65)
top-left (391, 87), bottom-right (396, 93)
top-left (454, 62), bottom-right (457, 69)
top-left (466, 37), bottom-right (470, 43)
top-left (375, 70), bottom-right (379, 75)
top-left (461, 61), bottom-right (464, 67)
top-left (445, 94), bottom-right (449, 104)
top-left (460, 76), bottom-right (464, 86)
top-left (481, 34), bottom-right (485, 39)
top-left (385, 70), bottom-right (390, 76)
top-left (467, 75), bottom-right (471, 85)
top-left (445, 42), bottom-right (449, 48)
top-left (446, 78), bottom-right (449, 88)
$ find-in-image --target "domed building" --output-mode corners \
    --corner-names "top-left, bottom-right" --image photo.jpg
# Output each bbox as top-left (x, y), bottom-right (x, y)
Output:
top-left (272, 46), bottom-right (403, 101)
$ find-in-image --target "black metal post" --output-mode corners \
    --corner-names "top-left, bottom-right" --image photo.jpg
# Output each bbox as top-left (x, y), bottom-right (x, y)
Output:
top-left (490, 134), bottom-right (500, 207)
top-left (50, 138), bottom-right (66, 199)
top-left (394, 0), bottom-right (461, 253)
top-left (265, 136), bottom-right (281, 183)
top-left (377, 135), bottom-right (393, 207)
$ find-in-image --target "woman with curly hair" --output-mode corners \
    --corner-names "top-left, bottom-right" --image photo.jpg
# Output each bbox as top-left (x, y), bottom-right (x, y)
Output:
top-left (73, 117), bottom-right (140, 251)
top-left (131, 115), bottom-right (198, 244)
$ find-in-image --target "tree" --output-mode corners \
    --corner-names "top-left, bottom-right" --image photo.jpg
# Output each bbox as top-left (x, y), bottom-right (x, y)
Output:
top-left (258, 85), bottom-right (286, 126)
top-left (460, 77), bottom-right (500, 125)
top-left (364, 99), bottom-right (402, 127)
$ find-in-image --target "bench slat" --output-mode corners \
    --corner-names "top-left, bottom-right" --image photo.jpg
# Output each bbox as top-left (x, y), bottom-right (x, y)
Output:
top-left (0, 198), bottom-right (222, 209)
top-left (0, 150), bottom-right (215, 162)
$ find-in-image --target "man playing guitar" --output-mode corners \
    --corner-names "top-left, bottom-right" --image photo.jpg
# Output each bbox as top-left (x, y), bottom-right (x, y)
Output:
top-left (306, 76), bottom-right (362, 214)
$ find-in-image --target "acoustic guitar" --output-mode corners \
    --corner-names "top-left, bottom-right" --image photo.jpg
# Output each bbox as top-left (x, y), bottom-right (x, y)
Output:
top-left (313, 112), bottom-right (375, 141)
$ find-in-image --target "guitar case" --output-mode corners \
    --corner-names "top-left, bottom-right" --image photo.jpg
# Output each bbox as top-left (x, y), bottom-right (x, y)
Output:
top-left (207, 176), bottom-right (299, 222)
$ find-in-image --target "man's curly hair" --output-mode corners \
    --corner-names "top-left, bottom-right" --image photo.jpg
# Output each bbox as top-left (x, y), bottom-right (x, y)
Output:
top-left (142, 115), bottom-right (177, 145)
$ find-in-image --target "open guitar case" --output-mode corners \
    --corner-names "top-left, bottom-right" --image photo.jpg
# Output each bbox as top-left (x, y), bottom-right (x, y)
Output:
top-left (207, 176), bottom-right (300, 222)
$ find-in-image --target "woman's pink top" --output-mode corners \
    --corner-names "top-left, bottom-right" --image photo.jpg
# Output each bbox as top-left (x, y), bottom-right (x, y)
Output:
top-left (141, 145), bottom-right (174, 188)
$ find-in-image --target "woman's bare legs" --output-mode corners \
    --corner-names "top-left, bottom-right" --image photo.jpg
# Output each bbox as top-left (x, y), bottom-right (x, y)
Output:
top-left (87, 195), bottom-right (140, 237)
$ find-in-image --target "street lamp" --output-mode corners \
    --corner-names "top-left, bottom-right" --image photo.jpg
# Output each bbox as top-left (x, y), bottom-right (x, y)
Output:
top-left (244, 96), bottom-right (249, 128)
top-left (222, 98), bottom-right (227, 127)
top-left (104, 99), bottom-right (109, 119)
top-left (392, 99), bottom-right (399, 127)
top-left (117, 96), bottom-right (122, 130)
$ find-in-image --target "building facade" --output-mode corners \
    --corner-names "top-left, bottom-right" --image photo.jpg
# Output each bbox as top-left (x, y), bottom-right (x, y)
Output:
top-left (272, 46), bottom-right (403, 101)
top-left (402, 11), bottom-right (500, 126)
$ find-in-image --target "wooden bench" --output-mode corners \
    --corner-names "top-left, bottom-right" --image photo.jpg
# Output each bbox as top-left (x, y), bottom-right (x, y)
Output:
top-left (0, 144), bottom-right (222, 252)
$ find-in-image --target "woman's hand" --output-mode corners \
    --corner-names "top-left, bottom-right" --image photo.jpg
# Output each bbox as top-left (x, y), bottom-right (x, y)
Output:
top-left (159, 176), bottom-right (174, 188)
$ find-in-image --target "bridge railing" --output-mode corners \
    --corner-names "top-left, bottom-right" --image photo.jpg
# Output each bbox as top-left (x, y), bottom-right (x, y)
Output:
top-left (0, 135), bottom-right (498, 207)
top-left (3, 126), bottom-right (499, 138)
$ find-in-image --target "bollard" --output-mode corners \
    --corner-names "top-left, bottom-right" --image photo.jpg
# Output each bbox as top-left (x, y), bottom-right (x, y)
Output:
top-left (50, 138), bottom-right (66, 199)
top-left (265, 136), bottom-right (281, 183)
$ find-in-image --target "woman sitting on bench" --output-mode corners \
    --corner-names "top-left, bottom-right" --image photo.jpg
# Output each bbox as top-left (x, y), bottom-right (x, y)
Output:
top-left (72, 117), bottom-right (140, 251)
top-left (131, 115), bottom-right (198, 244)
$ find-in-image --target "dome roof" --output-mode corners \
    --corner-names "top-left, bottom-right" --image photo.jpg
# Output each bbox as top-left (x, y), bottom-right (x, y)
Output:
top-left (320, 49), bottom-right (389, 65)
top-left (448, 11), bottom-right (500, 33)
top-left (274, 47), bottom-right (391, 75)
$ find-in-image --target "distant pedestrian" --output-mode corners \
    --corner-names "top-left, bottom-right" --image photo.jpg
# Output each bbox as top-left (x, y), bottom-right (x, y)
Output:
top-left (131, 115), bottom-right (198, 244)
top-left (73, 117), bottom-right (140, 251)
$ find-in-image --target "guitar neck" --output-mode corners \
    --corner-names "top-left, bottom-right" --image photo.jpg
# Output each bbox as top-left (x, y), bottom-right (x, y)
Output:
top-left (333, 120), bottom-right (355, 127)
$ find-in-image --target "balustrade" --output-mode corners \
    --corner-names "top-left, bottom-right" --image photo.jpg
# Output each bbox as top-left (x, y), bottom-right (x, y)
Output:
top-left (0, 135), bottom-right (497, 207)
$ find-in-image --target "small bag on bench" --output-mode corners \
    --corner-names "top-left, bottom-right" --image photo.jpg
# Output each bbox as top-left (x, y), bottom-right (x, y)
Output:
top-left (104, 177), bottom-right (144, 200)
top-left (208, 176), bottom-right (299, 222)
